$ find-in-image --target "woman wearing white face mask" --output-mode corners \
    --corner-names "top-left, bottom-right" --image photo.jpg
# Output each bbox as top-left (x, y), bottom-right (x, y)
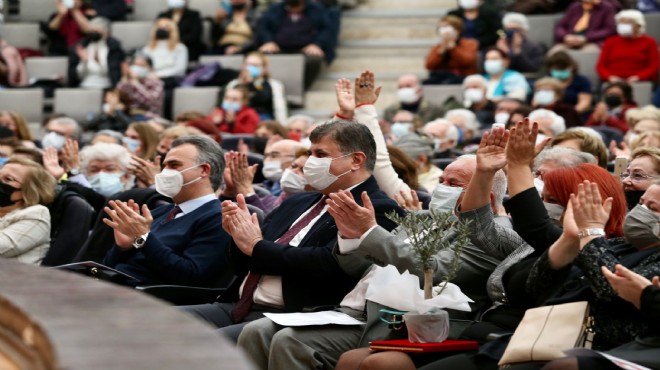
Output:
top-left (447, 0), bottom-right (502, 51)
top-left (531, 77), bottom-right (582, 127)
top-left (483, 47), bottom-right (530, 102)
top-left (80, 143), bottom-right (134, 198)
top-left (596, 9), bottom-right (659, 85)
top-left (424, 15), bottom-right (478, 85)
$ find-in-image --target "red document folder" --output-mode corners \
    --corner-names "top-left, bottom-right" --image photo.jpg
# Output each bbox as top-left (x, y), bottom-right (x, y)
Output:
top-left (369, 339), bottom-right (479, 353)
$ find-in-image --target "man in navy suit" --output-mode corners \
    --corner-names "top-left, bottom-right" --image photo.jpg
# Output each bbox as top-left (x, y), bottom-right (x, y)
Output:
top-left (182, 120), bottom-right (403, 340)
top-left (103, 135), bottom-right (232, 287)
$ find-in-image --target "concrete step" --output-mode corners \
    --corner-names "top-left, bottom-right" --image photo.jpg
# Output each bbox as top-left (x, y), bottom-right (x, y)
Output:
top-left (342, 15), bottom-right (441, 28)
top-left (340, 24), bottom-right (437, 41)
top-left (305, 89), bottom-right (401, 112)
top-left (336, 45), bottom-right (430, 57)
top-left (325, 56), bottom-right (426, 74)
top-left (339, 38), bottom-right (437, 48)
top-left (354, 0), bottom-right (454, 10)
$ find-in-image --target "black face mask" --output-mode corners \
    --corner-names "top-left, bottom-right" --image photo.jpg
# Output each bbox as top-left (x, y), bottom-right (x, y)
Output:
top-left (252, 136), bottom-right (269, 155)
top-left (604, 95), bottom-right (622, 108)
top-left (0, 182), bottom-right (19, 207)
top-left (86, 31), bottom-right (103, 42)
top-left (625, 190), bottom-right (646, 211)
top-left (232, 3), bottom-right (247, 11)
top-left (155, 29), bottom-right (170, 40)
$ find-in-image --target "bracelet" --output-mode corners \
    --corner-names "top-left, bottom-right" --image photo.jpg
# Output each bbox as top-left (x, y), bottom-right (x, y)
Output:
top-left (577, 228), bottom-right (605, 239)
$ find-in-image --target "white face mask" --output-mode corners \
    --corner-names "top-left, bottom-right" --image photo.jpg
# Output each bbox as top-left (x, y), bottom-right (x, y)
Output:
top-left (88, 172), bottom-right (124, 197)
top-left (397, 87), bottom-right (419, 104)
top-left (130, 65), bottom-right (149, 79)
top-left (437, 26), bottom-right (456, 40)
top-left (300, 138), bottom-right (312, 147)
top-left (534, 90), bottom-right (556, 106)
top-left (484, 59), bottom-right (504, 75)
top-left (617, 23), bottom-right (634, 36)
top-left (41, 131), bottom-right (67, 151)
top-left (533, 177), bottom-right (544, 195)
top-left (464, 88), bottom-right (484, 103)
top-left (429, 183), bottom-right (464, 215)
top-left (155, 164), bottom-right (202, 198)
top-left (391, 122), bottom-right (413, 137)
top-left (280, 168), bottom-right (307, 194)
top-left (168, 0), bottom-right (186, 8)
top-left (543, 201), bottom-right (564, 223)
top-left (494, 112), bottom-right (510, 125)
top-left (303, 153), bottom-right (353, 191)
top-left (262, 160), bottom-right (283, 182)
top-left (459, 0), bottom-right (479, 9)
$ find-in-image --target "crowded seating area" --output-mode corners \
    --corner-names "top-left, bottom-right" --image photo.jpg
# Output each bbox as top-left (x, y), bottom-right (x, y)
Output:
top-left (0, 0), bottom-right (659, 369)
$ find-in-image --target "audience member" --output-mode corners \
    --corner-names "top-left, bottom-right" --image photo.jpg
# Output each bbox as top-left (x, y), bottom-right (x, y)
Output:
top-left (621, 146), bottom-right (660, 210)
top-left (41, 117), bottom-right (81, 151)
top-left (85, 89), bottom-right (132, 132)
top-left (0, 36), bottom-right (27, 87)
top-left (103, 135), bottom-right (232, 287)
top-left (117, 54), bottom-right (165, 117)
top-left (183, 118), bottom-right (222, 144)
top-left (182, 120), bottom-right (402, 341)
top-left (88, 0), bottom-right (127, 21)
top-left (43, 0), bottom-right (93, 56)
top-left (158, 0), bottom-right (204, 61)
top-left (597, 9), bottom-right (659, 84)
top-left (393, 133), bottom-right (440, 192)
top-left (250, 120), bottom-right (289, 155)
top-left (0, 157), bottom-right (56, 265)
top-left (544, 51), bottom-right (593, 115)
top-left (423, 118), bottom-right (461, 159)
top-left (529, 108), bottom-right (566, 139)
top-left (384, 74), bottom-right (444, 124)
top-left (142, 17), bottom-right (188, 80)
top-left (258, 139), bottom-right (305, 197)
top-left (0, 111), bottom-right (35, 149)
top-left (462, 74), bottom-right (496, 127)
top-left (68, 16), bottom-right (125, 89)
top-left (388, 110), bottom-right (419, 139)
top-left (552, 127), bottom-right (609, 168)
top-left (285, 115), bottom-right (314, 143)
top-left (124, 122), bottom-right (159, 161)
top-left (424, 15), bottom-right (478, 85)
top-left (210, 0), bottom-right (257, 55)
top-left (505, 105), bottom-right (533, 128)
top-left (208, 86), bottom-right (260, 134)
top-left (79, 142), bottom-right (134, 197)
top-left (493, 97), bottom-right (523, 125)
top-left (256, 0), bottom-right (334, 89)
top-left (226, 52), bottom-right (288, 123)
top-left (386, 144), bottom-right (424, 195)
top-left (483, 47), bottom-right (530, 101)
top-left (447, 0), bottom-right (502, 51)
top-left (586, 81), bottom-right (638, 133)
top-left (445, 108), bottom-right (480, 146)
top-left (532, 77), bottom-right (582, 127)
top-left (91, 129), bottom-right (123, 145)
top-left (497, 12), bottom-right (546, 73)
top-left (550, 0), bottom-right (617, 54)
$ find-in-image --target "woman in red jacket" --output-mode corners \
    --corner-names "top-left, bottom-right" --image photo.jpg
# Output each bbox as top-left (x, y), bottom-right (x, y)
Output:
top-left (208, 86), bottom-right (260, 134)
top-left (596, 9), bottom-right (659, 84)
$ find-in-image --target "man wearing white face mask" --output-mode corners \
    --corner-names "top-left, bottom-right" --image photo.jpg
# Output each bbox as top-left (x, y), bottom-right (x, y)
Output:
top-left (181, 120), bottom-right (403, 341)
top-left (383, 74), bottom-right (444, 125)
top-left (41, 116), bottom-right (81, 153)
top-left (260, 139), bottom-right (303, 196)
top-left (423, 118), bottom-right (462, 159)
top-left (103, 135), bottom-right (232, 287)
top-left (462, 74), bottom-right (496, 128)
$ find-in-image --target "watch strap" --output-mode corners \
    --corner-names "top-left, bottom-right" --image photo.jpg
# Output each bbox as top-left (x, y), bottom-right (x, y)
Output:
top-left (578, 228), bottom-right (605, 239)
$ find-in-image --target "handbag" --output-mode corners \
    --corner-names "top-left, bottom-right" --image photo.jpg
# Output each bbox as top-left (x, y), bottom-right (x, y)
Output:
top-left (498, 301), bottom-right (594, 367)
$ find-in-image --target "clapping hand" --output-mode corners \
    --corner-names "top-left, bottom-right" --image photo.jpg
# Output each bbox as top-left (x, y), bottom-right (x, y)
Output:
top-left (602, 264), bottom-right (659, 309)
top-left (335, 78), bottom-right (355, 119)
top-left (222, 194), bottom-right (262, 256)
top-left (127, 154), bottom-right (161, 188)
top-left (570, 181), bottom-right (612, 239)
top-left (327, 190), bottom-right (377, 239)
top-left (394, 189), bottom-right (422, 211)
top-left (477, 126), bottom-right (509, 173)
top-left (103, 199), bottom-right (153, 249)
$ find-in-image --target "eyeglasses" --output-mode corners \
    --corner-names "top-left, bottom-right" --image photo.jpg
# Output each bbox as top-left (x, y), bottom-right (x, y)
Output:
top-left (619, 172), bottom-right (657, 182)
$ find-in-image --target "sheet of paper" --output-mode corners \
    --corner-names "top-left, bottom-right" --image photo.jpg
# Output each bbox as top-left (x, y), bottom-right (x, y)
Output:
top-left (564, 349), bottom-right (651, 370)
top-left (264, 311), bottom-right (365, 326)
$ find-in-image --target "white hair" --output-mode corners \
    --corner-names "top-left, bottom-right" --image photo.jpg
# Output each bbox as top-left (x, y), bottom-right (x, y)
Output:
top-left (503, 12), bottom-right (529, 31)
top-left (533, 146), bottom-right (597, 171)
top-left (445, 109), bottom-right (479, 132)
top-left (89, 16), bottom-right (111, 34)
top-left (569, 127), bottom-right (605, 142)
top-left (616, 9), bottom-right (645, 33)
top-left (462, 74), bottom-right (488, 89)
top-left (426, 119), bottom-right (459, 148)
top-left (80, 143), bottom-right (131, 175)
top-left (529, 109), bottom-right (566, 137)
top-left (52, 117), bottom-right (81, 139)
top-left (286, 114), bottom-right (314, 128)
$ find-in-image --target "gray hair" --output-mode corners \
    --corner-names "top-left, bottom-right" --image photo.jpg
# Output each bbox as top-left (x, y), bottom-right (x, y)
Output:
top-left (445, 108), bottom-right (479, 132)
top-left (89, 16), bottom-right (111, 34)
top-left (80, 142), bottom-right (131, 175)
top-left (462, 74), bottom-right (488, 89)
top-left (286, 114), bottom-right (314, 129)
top-left (502, 12), bottom-right (529, 31)
top-left (426, 118), bottom-right (459, 148)
top-left (309, 120), bottom-right (376, 172)
top-left (393, 133), bottom-right (434, 158)
top-left (529, 108), bottom-right (565, 137)
top-left (171, 135), bottom-right (225, 191)
top-left (92, 129), bottom-right (123, 145)
top-left (53, 117), bottom-right (81, 139)
top-left (533, 146), bottom-right (597, 171)
top-left (616, 9), bottom-right (645, 33)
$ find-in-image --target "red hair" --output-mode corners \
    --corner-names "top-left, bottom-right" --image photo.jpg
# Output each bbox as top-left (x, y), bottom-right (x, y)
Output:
top-left (544, 163), bottom-right (626, 237)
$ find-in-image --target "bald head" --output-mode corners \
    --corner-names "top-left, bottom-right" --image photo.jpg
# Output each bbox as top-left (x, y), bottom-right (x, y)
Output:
top-left (264, 139), bottom-right (307, 170)
top-left (398, 74), bottom-right (420, 89)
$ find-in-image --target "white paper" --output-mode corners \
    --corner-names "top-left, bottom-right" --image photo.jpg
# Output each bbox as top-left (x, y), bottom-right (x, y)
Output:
top-left (264, 311), bottom-right (365, 327)
top-left (564, 349), bottom-right (651, 370)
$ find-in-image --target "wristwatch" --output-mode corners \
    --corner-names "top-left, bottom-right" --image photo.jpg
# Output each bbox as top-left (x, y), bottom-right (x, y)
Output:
top-left (577, 228), bottom-right (605, 239)
top-left (133, 232), bottom-right (149, 249)
top-left (67, 168), bottom-right (80, 177)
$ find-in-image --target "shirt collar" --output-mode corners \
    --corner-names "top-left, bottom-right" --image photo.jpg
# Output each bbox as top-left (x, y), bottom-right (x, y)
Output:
top-left (177, 193), bottom-right (217, 215)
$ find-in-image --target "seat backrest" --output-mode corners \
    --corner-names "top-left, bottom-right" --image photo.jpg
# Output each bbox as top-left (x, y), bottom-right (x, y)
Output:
top-left (268, 54), bottom-right (305, 106)
top-left (110, 21), bottom-right (153, 52)
top-left (198, 55), bottom-right (244, 70)
top-left (132, 0), bottom-right (167, 21)
top-left (566, 50), bottom-right (601, 90)
top-left (631, 81), bottom-right (653, 107)
top-left (422, 85), bottom-right (464, 106)
top-left (173, 86), bottom-right (220, 117)
top-left (0, 88), bottom-right (43, 122)
top-left (16, 0), bottom-right (54, 22)
top-left (645, 13), bottom-right (660, 42)
top-left (25, 57), bottom-right (69, 84)
top-left (188, 0), bottom-right (219, 19)
top-left (0, 22), bottom-right (40, 49)
top-left (526, 14), bottom-right (563, 48)
top-left (219, 133), bottom-right (254, 151)
top-left (42, 190), bottom-right (96, 267)
top-left (54, 88), bottom-right (103, 122)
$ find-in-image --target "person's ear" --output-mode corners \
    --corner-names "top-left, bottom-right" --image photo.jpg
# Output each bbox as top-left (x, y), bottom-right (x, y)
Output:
top-left (351, 152), bottom-right (367, 169)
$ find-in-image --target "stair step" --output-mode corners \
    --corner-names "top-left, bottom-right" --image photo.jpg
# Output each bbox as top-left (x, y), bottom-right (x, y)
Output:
top-left (326, 56), bottom-right (426, 74)
top-left (336, 46), bottom-right (430, 57)
top-left (342, 16), bottom-right (441, 28)
top-left (340, 24), bottom-right (436, 41)
top-left (305, 90), bottom-right (401, 112)
top-left (349, 1), bottom-right (453, 13)
top-left (339, 39), bottom-right (437, 48)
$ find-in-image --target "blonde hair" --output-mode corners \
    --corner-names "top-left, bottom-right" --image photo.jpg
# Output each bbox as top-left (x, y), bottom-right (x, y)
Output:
top-left (0, 111), bottom-right (33, 141)
top-left (632, 131), bottom-right (660, 150)
top-left (6, 157), bottom-right (55, 206)
top-left (631, 146), bottom-right (660, 173)
top-left (534, 77), bottom-right (565, 98)
top-left (148, 17), bottom-right (180, 51)
top-left (625, 105), bottom-right (660, 129)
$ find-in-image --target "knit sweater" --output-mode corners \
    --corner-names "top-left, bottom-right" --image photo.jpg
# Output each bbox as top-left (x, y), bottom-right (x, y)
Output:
top-left (597, 34), bottom-right (659, 81)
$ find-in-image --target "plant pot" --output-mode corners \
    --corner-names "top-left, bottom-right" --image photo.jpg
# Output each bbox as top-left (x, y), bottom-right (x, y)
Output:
top-left (404, 310), bottom-right (450, 343)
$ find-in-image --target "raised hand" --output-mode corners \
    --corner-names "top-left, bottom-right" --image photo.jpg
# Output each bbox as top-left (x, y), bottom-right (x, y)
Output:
top-left (127, 154), bottom-right (160, 188)
top-left (327, 190), bottom-right (377, 239)
top-left (61, 139), bottom-right (80, 172)
top-left (476, 126), bottom-right (509, 173)
top-left (228, 151), bottom-right (258, 195)
top-left (335, 78), bottom-right (355, 118)
top-left (609, 140), bottom-right (630, 159)
top-left (354, 70), bottom-right (381, 106)
top-left (43, 147), bottom-right (64, 179)
top-left (505, 119), bottom-right (549, 167)
top-left (570, 180), bottom-right (612, 232)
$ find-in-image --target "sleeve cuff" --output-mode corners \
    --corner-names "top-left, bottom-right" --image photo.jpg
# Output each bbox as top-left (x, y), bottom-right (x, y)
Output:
top-left (337, 225), bottom-right (379, 254)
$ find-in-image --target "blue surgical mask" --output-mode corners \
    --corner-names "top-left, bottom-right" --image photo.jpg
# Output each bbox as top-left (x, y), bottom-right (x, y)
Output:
top-left (550, 69), bottom-right (571, 81)
top-left (222, 101), bottom-right (242, 113)
top-left (391, 122), bottom-right (413, 137)
top-left (123, 137), bottom-right (141, 154)
top-left (88, 172), bottom-right (125, 197)
top-left (246, 65), bottom-right (262, 79)
top-left (429, 184), bottom-right (464, 215)
top-left (0, 157), bottom-right (8, 167)
top-left (534, 90), bottom-right (556, 106)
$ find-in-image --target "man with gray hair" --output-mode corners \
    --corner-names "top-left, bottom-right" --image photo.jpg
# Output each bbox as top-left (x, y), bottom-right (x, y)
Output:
top-left (423, 118), bottom-right (461, 158)
top-left (384, 74), bottom-right (444, 124)
top-left (445, 108), bottom-right (480, 146)
top-left (42, 116), bottom-right (81, 151)
top-left (103, 135), bottom-right (232, 287)
top-left (68, 16), bottom-right (126, 88)
top-left (529, 108), bottom-right (566, 139)
top-left (462, 74), bottom-right (496, 127)
top-left (497, 12), bottom-right (545, 73)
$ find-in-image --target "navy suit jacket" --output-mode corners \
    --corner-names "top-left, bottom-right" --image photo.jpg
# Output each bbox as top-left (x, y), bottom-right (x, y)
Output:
top-left (104, 199), bottom-right (232, 287)
top-left (221, 175), bottom-right (403, 312)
